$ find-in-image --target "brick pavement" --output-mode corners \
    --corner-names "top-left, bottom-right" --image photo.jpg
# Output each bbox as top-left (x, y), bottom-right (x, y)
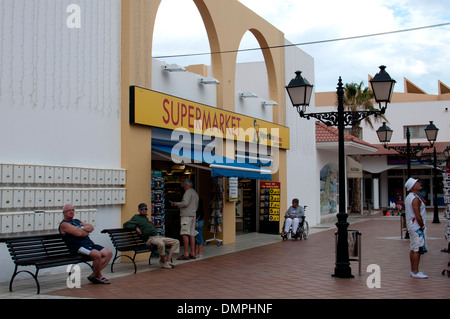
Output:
top-left (46, 215), bottom-right (449, 300)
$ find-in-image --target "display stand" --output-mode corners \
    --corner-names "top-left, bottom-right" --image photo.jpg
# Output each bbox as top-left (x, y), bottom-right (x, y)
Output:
top-left (443, 170), bottom-right (450, 276)
top-left (205, 177), bottom-right (223, 246)
top-left (151, 170), bottom-right (165, 236)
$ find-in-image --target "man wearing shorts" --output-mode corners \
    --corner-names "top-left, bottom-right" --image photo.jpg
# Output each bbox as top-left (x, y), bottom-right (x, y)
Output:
top-left (171, 179), bottom-right (199, 260)
top-left (404, 178), bottom-right (428, 279)
top-left (123, 203), bottom-right (180, 269)
top-left (59, 204), bottom-right (112, 284)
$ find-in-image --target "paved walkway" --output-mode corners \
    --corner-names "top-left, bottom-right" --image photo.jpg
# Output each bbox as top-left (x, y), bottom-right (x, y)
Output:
top-left (1, 213), bottom-right (448, 302)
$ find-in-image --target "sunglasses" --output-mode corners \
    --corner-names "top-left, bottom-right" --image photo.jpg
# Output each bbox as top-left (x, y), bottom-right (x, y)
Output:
top-left (140, 207), bottom-right (148, 211)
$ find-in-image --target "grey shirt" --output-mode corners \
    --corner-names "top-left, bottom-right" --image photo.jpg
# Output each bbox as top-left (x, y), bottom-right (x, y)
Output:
top-left (174, 188), bottom-right (199, 217)
top-left (284, 205), bottom-right (304, 218)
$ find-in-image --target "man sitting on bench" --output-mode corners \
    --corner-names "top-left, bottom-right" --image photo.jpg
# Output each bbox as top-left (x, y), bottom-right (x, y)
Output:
top-left (123, 203), bottom-right (180, 269)
top-left (59, 204), bottom-right (113, 284)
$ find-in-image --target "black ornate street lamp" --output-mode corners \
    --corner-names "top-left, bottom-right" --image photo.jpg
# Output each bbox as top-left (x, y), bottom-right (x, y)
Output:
top-left (286, 66), bottom-right (396, 278)
top-left (444, 146), bottom-right (450, 159)
top-left (377, 121), bottom-right (440, 224)
top-left (376, 121), bottom-right (438, 177)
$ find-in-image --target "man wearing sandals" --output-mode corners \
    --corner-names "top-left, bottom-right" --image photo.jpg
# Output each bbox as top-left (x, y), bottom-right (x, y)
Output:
top-left (59, 204), bottom-right (113, 284)
top-left (123, 203), bottom-right (180, 269)
top-left (171, 179), bottom-right (199, 260)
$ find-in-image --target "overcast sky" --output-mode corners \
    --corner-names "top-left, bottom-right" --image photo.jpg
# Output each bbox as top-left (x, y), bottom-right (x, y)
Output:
top-left (152, 0), bottom-right (450, 94)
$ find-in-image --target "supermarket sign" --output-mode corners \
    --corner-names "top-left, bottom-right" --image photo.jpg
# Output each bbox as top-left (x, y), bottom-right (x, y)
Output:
top-left (130, 86), bottom-right (290, 149)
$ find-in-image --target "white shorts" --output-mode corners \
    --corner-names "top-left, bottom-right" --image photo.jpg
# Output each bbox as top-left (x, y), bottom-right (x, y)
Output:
top-left (409, 228), bottom-right (426, 252)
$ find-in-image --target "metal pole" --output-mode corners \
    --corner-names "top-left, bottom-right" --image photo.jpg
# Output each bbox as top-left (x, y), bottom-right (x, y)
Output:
top-left (333, 77), bottom-right (353, 278)
top-left (432, 147), bottom-right (440, 223)
top-left (406, 127), bottom-right (411, 178)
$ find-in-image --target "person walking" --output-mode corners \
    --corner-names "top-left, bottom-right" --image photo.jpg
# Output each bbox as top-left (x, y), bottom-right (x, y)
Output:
top-left (404, 178), bottom-right (428, 279)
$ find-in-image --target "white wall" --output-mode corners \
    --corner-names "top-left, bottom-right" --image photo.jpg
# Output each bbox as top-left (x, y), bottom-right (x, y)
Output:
top-left (317, 100), bottom-right (450, 145)
top-left (361, 100), bottom-right (450, 144)
top-left (235, 62), bottom-right (273, 122)
top-left (152, 59), bottom-right (218, 107)
top-left (0, 0), bottom-right (122, 283)
top-left (284, 41), bottom-right (320, 226)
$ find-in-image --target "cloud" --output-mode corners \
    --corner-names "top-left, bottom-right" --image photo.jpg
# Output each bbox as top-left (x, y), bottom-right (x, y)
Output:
top-left (152, 0), bottom-right (450, 94)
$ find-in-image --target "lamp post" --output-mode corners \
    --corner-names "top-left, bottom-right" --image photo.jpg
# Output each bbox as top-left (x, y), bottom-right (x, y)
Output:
top-left (286, 66), bottom-right (395, 278)
top-left (377, 121), bottom-right (440, 221)
top-left (444, 146), bottom-right (450, 159)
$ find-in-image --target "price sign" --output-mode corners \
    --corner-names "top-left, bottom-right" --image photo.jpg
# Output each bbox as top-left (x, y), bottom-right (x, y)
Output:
top-left (269, 215), bottom-right (279, 221)
top-left (260, 182), bottom-right (281, 222)
top-left (269, 188), bottom-right (280, 195)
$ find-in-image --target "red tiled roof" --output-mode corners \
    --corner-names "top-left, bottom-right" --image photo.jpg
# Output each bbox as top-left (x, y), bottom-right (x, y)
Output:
top-left (315, 122), bottom-right (374, 148)
top-left (315, 122), bottom-right (450, 156)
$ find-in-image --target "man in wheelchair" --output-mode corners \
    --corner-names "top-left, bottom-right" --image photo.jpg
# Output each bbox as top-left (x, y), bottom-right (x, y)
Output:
top-left (282, 198), bottom-right (305, 239)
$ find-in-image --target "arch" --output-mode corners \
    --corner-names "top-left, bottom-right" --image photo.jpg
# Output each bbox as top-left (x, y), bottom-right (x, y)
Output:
top-left (249, 28), bottom-right (279, 104)
top-left (121, 0), bottom-right (288, 244)
top-left (153, 0), bottom-right (211, 66)
top-left (193, 0), bottom-right (285, 121)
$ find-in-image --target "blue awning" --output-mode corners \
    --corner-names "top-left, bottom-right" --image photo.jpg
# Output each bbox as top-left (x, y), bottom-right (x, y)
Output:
top-left (234, 153), bottom-right (273, 167)
top-left (152, 144), bottom-right (271, 180)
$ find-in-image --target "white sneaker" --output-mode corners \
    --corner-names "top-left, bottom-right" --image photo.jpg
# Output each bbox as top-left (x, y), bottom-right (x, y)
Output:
top-left (159, 261), bottom-right (173, 269)
top-left (410, 271), bottom-right (428, 278)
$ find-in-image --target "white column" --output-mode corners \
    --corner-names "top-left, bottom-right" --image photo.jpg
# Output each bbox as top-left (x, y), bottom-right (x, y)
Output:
top-left (373, 177), bottom-right (380, 210)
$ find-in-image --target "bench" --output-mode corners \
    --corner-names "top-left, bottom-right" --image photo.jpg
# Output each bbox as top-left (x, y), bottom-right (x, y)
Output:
top-left (0, 233), bottom-right (93, 294)
top-left (101, 228), bottom-right (171, 273)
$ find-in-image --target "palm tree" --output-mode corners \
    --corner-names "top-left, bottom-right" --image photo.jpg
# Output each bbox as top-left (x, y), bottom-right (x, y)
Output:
top-left (342, 81), bottom-right (388, 214)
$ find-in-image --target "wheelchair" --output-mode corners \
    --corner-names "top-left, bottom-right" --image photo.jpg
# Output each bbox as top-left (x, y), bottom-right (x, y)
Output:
top-left (281, 206), bottom-right (309, 241)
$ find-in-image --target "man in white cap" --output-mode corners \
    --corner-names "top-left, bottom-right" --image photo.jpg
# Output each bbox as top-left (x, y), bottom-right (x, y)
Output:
top-left (404, 177), bottom-right (428, 278)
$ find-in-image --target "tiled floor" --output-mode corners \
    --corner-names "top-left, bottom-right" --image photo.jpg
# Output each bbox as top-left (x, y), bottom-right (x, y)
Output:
top-left (1, 213), bottom-right (448, 300)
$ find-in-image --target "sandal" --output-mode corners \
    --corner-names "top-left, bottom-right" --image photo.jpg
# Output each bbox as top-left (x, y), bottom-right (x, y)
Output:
top-left (88, 276), bottom-right (111, 284)
top-left (98, 277), bottom-right (111, 284)
top-left (87, 276), bottom-right (101, 284)
top-left (176, 255), bottom-right (190, 260)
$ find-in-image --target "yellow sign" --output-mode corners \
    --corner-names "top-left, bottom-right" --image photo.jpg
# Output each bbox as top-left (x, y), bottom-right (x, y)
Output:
top-left (130, 86), bottom-right (290, 149)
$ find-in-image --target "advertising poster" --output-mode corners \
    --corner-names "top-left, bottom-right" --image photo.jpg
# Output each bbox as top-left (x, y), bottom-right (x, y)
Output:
top-left (259, 182), bottom-right (280, 234)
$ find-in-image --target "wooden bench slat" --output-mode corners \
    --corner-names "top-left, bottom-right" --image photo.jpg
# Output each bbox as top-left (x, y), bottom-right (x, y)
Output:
top-left (101, 228), bottom-right (168, 273)
top-left (0, 233), bottom-right (93, 294)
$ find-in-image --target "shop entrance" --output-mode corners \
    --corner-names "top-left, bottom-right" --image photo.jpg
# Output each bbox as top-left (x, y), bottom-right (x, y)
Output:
top-left (236, 179), bottom-right (257, 234)
top-left (151, 159), bottom-right (212, 241)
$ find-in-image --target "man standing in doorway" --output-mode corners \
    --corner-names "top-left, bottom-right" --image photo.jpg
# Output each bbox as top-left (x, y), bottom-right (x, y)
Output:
top-left (171, 179), bottom-right (199, 260)
top-left (404, 178), bottom-right (428, 278)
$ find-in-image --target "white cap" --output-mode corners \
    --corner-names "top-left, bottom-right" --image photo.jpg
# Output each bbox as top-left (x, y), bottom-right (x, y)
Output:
top-left (405, 177), bottom-right (418, 191)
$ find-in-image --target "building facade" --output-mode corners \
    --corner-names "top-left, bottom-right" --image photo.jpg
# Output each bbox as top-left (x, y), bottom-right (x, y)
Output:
top-left (316, 77), bottom-right (450, 213)
top-left (0, 0), bottom-right (320, 283)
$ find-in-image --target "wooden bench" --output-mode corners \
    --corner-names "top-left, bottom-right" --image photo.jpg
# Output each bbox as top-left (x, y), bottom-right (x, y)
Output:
top-left (0, 233), bottom-right (93, 294)
top-left (101, 228), bottom-right (171, 273)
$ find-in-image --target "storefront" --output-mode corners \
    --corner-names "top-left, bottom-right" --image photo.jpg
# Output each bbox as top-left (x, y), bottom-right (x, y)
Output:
top-left (129, 86), bottom-right (289, 242)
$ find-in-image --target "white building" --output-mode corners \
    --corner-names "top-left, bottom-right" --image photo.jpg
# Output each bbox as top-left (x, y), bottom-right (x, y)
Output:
top-left (0, 0), bottom-right (319, 284)
top-left (316, 78), bottom-right (450, 213)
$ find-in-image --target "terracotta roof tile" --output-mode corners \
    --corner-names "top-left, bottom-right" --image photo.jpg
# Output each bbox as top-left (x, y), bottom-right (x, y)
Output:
top-left (315, 122), bottom-right (374, 148)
